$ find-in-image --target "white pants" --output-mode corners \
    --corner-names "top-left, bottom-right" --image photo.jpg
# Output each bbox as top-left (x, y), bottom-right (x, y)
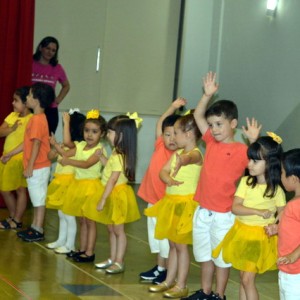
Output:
top-left (279, 270), bottom-right (300, 300)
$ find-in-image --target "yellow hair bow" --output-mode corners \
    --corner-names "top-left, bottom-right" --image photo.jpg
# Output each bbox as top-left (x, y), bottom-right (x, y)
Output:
top-left (86, 109), bottom-right (100, 119)
top-left (126, 112), bottom-right (143, 129)
top-left (266, 131), bottom-right (283, 144)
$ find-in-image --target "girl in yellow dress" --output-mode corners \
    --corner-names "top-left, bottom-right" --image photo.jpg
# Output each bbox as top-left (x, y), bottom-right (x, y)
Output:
top-left (46, 110), bottom-right (85, 254)
top-left (212, 134), bottom-right (286, 300)
top-left (54, 109), bottom-right (107, 263)
top-left (83, 114), bottom-right (141, 274)
top-left (0, 87), bottom-right (32, 229)
top-left (146, 113), bottom-right (203, 299)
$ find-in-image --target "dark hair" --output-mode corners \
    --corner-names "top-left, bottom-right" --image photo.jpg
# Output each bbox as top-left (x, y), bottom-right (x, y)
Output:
top-left (282, 149), bottom-right (300, 178)
top-left (108, 116), bottom-right (137, 181)
top-left (33, 36), bottom-right (59, 66)
top-left (247, 136), bottom-right (283, 197)
top-left (84, 115), bottom-right (107, 138)
top-left (205, 100), bottom-right (238, 121)
top-left (69, 112), bottom-right (86, 142)
top-left (176, 113), bottom-right (202, 141)
top-left (15, 86), bottom-right (30, 104)
top-left (162, 114), bottom-right (181, 132)
top-left (30, 83), bottom-right (55, 109)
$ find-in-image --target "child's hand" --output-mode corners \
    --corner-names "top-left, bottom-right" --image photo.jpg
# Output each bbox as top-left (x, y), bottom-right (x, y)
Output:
top-left (167, 177), bottom-right (184, 187)
top-left (23, 166), bottom-right (33, 178)
top-left (97, 200), bottom-right (105, 211)
top-left (203, 72), bottom-right (219, 97)
top-left (11, 120), bottom-right (20, 132)
top-left (62, 112), bottom-right (70, 124)
top-left (49, 133), bottom-right (58, 146)
top-left (58, 157), bottom-right (68, 166)
top-left (172, 97), bottom-right (187, 110)
top-left (0, 154), bottom-right (11, 164)
top-left (171, 153), bottom-right (183, 177)
top-left (277, 253), bottom-right (298, 265)
top-left (264, 224), bottom-right (278, 236)
top-left (242, 117), bottom-right (262, 143)
top-left (259, 209), bottom-right (273, 219)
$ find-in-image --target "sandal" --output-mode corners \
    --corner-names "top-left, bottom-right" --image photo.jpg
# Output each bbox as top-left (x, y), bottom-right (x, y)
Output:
top-left (0, 218), bottom-right (22, 229)
top-left (10, 219), bottom-right (23, 229)
top-left (0, 219), bottom-right (11, 229)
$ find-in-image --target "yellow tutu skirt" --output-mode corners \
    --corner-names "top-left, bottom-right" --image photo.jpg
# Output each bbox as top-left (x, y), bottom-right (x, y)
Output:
top-left (144, 194), bottom-right (198, 244)
top-left (0, 153), bottom-right (27, 191)
top-left (83, 183), bottom-right (141, 225)
top-left (46, 174), bottom-right (74, 209)
top-left (61, 178), bottom-right (103, 217)
top-left (212, 219), bottom-right (278, 273)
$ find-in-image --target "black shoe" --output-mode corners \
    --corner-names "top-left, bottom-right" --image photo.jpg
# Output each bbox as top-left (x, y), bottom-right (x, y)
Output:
top-left (66, 250), bottom-right (85, 258)
top-left (73, 253), bottom-right (95, 263)
top-left (140, 265), bottom-right (161, 280)
top-left (21, 228), bottom-right (44, 242)
top-left (17, 227), bottom-right (32, 238)
top-left (212, 293), bottom-right (226, 300)
top-left (181, 289), bottom-right (213, 300)
top-left (152, 269), bottom-right (167, 284)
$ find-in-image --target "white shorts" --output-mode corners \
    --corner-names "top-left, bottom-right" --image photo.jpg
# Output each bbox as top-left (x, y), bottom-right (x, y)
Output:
top-left (193, 207), bottom-right (235, 268)
top-left (147, 203), bottom-right (170, 259)
top-left (279, 270), bottom-right (300, 300)
top-left (26, 167), bottom-right (50, 207)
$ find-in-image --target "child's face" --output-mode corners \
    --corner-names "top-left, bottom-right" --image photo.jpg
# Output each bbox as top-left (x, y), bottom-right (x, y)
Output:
top-left (207, 114), bottom-right (237, 143)
top-left (83, 122), bottom-right (102, 147)
top-left (174, 122), bottom-right (187, 149)
top-left (106, 129), bottom-right (116, 146)
top-left (281, 166), bottom-right (295, 192)
top-left (248, 159), bottom-right (266, 179)
top-left (162, 126), bottom-right (177, 151)
top-left (12, 93), bottom-right (26, 114)
top-left (25, 90), bottom-right (36, 109)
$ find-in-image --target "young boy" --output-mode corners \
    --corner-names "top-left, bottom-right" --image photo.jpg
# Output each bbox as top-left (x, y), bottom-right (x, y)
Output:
top-left (183, 72), bottom-right (260, 300)
top-left (138, 97), bottom-right (186, 284)
top-left (266, 149), bottom-right (300, 300)
top-left (17, 82), bottom-right (55, 242)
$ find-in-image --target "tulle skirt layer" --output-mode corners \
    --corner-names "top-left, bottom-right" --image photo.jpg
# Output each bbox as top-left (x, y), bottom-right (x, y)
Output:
top-left (82, 183), bottom-right (140, 225)
top-left (212, 219), bottom-right (278, 273)
top-left (46, 174), bottom-right (74, 209)
top-left (0, 153), bottom-right (27, 191)
top-left (144, 194), bottom-right (198, 244)
top-left (61, 178), bottom-right (103, 217)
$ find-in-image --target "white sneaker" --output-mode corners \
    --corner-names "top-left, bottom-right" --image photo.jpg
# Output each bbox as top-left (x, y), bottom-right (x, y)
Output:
top-left (46, 241), bottom-right (62, 249)
top-left (54, 246), bottom-right (73, 254)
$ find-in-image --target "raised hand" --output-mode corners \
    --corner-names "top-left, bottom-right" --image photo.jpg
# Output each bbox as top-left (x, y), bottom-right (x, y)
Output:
top-left (172, 97), bottom-right (187, 110)
top-left (203, 72), bottom-right (219, 97)
top-left (242, 117), bottom-right (262, 143)
top-left (62, 112), bottom-right (70, 124)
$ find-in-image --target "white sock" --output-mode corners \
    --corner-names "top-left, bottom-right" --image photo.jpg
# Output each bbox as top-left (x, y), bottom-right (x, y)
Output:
top-left (65, 215), bottom-right (77, 250)
top-left (157, 266), bottom-right (166, 272)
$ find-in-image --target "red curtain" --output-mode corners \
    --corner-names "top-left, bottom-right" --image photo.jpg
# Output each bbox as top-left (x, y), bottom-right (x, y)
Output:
top-left (0, 0), bottom-right (35, 206)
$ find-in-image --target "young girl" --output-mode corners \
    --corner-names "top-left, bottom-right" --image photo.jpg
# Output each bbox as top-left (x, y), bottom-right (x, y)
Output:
top-left (0, 86), bottom-right (32, 229)
top-left (145, 113), bottom-right (203, 299)
top-left (212, 134), bottom-right (286, 300)
top-left (82, 114), bottom-right (141, 274)
top-left (55, 109), bottom-right (107, 262)
top-left (46, 110), bottom-right (85, 254)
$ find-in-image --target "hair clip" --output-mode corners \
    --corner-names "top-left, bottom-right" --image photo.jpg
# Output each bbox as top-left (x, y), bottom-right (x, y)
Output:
top-left (69, 108), bottom-right (80, 115)
top-left (86, 109), bottom-right (100, 119)
top-left (266, 131), bottom-right (283, 144)
top-left (126, 112), bottom-right (143, 129)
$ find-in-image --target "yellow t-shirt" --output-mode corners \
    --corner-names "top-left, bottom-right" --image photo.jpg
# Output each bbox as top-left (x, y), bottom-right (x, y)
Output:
top-left (101, 151), bottom-right (127, 186)
top-left (235, 176), bottom-right (286, 226)
top-left (3, 112), bottom-right (32, 153)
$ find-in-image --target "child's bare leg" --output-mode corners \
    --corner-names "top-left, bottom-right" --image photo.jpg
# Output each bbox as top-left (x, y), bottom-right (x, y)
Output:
top-left (107, 224), bottom-right (117, 260)
top-left (85, 219), bottom-right (96, 256)
top-left (215, 266), bottom-right (230, 298)
top-left (174, 243), bottom-right (189, 288)
top-left (13, 187), bottom-right (27, 223)
top-left (201, 260), bottom-right (215, 294)
top-left (164, 241), bottom-right (177, 285)
top-left (32, 206), bottom-right (45, 230)
top-left (0, 191), bottom-right (16, 218)
top-left (113, 224), bottom-right (127, 264)
top-left (79, 217), bottom-right (88, 251)
top-left (240, 271), bottom-right (258, 300)
top-left (157, 254), bottom-right (168, 268)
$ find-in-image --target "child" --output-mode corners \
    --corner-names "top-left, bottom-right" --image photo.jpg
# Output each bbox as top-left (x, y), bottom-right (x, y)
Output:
top-left (138, 97), bottom-right (186, 284)
top-left (183, 72), bottom-right (261, 300)
top-left (145, 113), bottom-right (203, 299)
top-left (265, 149), bottom-right (300, 300)
top-left (56, 109), bottom-right (107, 262)
top-left (0, 86), bottom-right (32, 229)
top-left (83, 114), bottom-right (141, 274)
top-left (17, 82), bottom-right (55, 242)
top-left (212, 134), bottom-right (286, 300)
top-left (45, 110), bottom-right (85, 254)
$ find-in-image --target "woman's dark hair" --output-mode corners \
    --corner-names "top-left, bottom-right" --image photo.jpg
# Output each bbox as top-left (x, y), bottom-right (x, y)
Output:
top-left (247, 136), bottom-right (283, 197)
top-left (176, 113), bottom-right (202, 141)
top-left (84, 115), bottom-right (107, 138)
top-left (30, 83), bottom-right (55, 109)
top-left (33, 36), bottom-right (59, 66)
top-left (282, 149), bottom-right (300, 178)
top-left (108, 115), bottom-right (136, 181)
top-left (69, 112), bottom-right (86, 142)
top-left (15, 86), bottom-right (30, 104)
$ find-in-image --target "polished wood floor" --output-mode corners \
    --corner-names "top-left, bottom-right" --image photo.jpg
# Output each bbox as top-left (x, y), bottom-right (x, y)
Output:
top-left (0, 190), bottom-right (280, 300)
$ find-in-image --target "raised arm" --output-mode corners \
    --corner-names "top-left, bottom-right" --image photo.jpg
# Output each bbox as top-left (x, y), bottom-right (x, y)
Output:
top-left (62, 112), bottom-right (75, 148)
top-left (194, 72), bottom-right (219, 135)
top-left (156, 97), bottom-right (186, 138)
top-left (242, 117), bottom-right (262, 144)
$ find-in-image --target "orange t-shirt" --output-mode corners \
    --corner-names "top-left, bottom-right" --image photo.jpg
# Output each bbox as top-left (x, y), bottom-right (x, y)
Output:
top-left (194, 129), bottom-right (248, 212)
top-left (23, 113), bottom-right (51, 170)
top-left (138, 136), bottom-right (173, 204)
top-left (278, 198), bottom-right (300, 274)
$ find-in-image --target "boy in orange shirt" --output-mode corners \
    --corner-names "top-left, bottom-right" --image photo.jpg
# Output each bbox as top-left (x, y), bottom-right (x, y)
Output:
top-left (138, 97), bottom-right (186, 284)
top-left (17, 83), bottom-right (55, 242)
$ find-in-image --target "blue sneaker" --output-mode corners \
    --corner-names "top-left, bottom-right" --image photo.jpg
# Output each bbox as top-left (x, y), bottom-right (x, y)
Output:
top-left (140, 265), bottom-right (163, 280)
top-left (181, 289), bottom-right (213, 300)
top-left (152, 269), bottom-right (167, 284)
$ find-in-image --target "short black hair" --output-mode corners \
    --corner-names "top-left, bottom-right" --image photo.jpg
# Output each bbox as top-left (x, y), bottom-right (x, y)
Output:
top-left (205, 100), bottom-right (238, 121)
top-left (282, 148), bottom-right (300, 178)
top-left (30, 83), bottom-right (55, 109)
top-left (162, 114), bottom-right (181, 132)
